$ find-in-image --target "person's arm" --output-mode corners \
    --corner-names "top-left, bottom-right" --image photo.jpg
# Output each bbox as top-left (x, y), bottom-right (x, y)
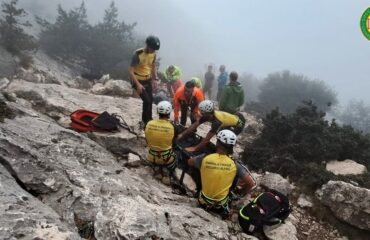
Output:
top-left (177, 121), bottom-right (201, 141)
top-left (186, 131), bottom-right (215, 152)
top-left (187, 154), bottom-right (204, 169)
top-left (151, 55), bottom-right (158, 80)
top-left (173, 67), bottom-right (182, 81)
top-left (128, 52), bottom-right (144, 95)
top-left (151, 56), bottom-right (158, 90)
top-left (173, 93), bottom-right (180, 123)
top-left (193, 90), bottom-right (205, 120)
top-left (238, 89), bottom-right (245, 108)
top-left (238, 175), bottom-right (257, 193)
top-left (235, 163), bottom-right (257, 194)
top-left (128, 67), bottom-right (144, 95)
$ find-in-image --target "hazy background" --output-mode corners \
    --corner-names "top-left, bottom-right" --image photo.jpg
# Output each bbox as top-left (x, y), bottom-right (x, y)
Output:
top-left (19, 0), bottom-right (370, 103)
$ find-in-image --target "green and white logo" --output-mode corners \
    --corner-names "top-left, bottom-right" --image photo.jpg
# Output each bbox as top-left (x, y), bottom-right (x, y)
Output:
top-left (360, 7), bottom-right (370, 40)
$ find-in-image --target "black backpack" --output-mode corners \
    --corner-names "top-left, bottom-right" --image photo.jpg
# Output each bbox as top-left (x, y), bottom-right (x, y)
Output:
top-left (91, 111), bottom-right (120, 131)
top-left (238, 189), bottom-right (291, 233)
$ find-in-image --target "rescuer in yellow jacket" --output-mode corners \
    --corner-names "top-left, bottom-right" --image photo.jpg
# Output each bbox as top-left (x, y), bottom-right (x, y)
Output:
top-left (177, 100), bottom-right (246, 153)
top-left (145, 101), bottom-right (178, 185)
top-left (128, 35), bottom-right (160, 127)
top-left (187, 129), bottom-right (256, 219)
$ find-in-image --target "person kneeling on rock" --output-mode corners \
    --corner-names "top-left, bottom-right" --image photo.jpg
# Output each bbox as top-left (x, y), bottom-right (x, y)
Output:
top-left (144, 101), bottom-right (178, 185)
top-left (187, 129), bottom-right (256, 219)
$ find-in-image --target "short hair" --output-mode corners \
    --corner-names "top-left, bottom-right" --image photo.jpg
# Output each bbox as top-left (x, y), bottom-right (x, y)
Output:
top-left (230, 71), bottom-right (238, 81)
top-left (159, 113), bottom-right (170, 118)
top-left (216, 140), bottom-right (234, 155)
top-left (185, 81), bottom-right (195, 89)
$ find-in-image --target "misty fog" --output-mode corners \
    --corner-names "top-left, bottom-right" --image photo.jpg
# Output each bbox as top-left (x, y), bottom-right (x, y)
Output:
top-left (18, 0), bottom-right (370, 104)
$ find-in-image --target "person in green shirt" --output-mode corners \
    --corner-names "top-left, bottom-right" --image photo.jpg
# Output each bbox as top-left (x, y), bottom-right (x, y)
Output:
top-left (219, 71), bottom-right (244, 114)
top-left (165, 65), bottom-right (183, 97)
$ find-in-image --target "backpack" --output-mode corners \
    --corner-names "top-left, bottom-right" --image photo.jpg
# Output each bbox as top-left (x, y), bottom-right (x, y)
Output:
top-left (70, 110), bottom-right (123, 132)
top-left (91, 111), bottom-right (120, 131)
top-left (238, 189), bottom-right (291, 233)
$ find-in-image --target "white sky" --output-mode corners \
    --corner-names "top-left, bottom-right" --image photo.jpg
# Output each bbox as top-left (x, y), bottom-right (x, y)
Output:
top-left (20, 0), bottom-right (370, 104)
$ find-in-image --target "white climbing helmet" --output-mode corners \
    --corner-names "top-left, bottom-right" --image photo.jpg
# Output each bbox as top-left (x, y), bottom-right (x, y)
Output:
top-left (199, 100), bottom-right (214, 113)
top-left (216, 129), bottom-right (237, 145)
top-left (157, 101), bottom-right (172, 115)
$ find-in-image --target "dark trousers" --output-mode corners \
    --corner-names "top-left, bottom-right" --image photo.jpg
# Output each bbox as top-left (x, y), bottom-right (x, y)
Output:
top-left (217, 86), bottom-right (224, 101)
top-left (138, 80), bottom-right (153, 124)
top-left (180, 104), bottom-right (196, 126)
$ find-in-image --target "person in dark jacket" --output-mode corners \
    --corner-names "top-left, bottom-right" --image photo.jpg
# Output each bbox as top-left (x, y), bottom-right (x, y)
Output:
top-left (216, 65), bottom-right (228, 101)
top-left (219, 71), bottom-right (244, 114)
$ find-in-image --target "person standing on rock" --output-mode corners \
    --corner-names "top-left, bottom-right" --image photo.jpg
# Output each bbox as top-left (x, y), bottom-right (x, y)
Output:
top-left (203, 65), bottom-right (215, 99)
top-left (128, 35), bottom-right (160, 127)
top-left (145, 101), bottom-right (178, 185)
top-left (219, 71), bottom-right (244, 114)
top-left (187, 129), bottom-right (256, 219)
top-left (177, 100), bottom-right (246, 153)
top-left (164, 65), bottom-right (183, 98)
top-left (216, 65), bottom-right (228, 101)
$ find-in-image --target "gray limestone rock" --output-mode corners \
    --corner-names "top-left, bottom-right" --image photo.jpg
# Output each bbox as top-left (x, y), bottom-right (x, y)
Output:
top-left (0, 164), bottom-right (80, 240)
top-left (0, 100), bottom-right (238, 239)
top-left (259, 173), bottom-right (293, 195)
top-left (263, 221), bottom-right (298, 240)
top-left (316, 180), bottom-right (370, 231)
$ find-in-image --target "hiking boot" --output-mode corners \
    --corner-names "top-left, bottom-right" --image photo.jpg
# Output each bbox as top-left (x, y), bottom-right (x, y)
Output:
top-left (153, 167), bottom-right (163, 180)
top-left (139, 121), bottom-right (146, 130)
top-left (162, 176), bottom-right (171, 186)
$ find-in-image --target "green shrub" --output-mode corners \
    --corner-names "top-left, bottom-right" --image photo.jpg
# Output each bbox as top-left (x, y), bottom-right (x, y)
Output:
top-left (243, 101), bottom-right (370, 190)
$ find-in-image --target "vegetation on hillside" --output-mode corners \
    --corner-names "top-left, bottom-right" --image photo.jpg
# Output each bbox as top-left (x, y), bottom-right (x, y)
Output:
top-left (37, 1), bottom-right (140, 79)
top-left (0, 0), bottom-right (37, 55)
top-left (331, 100), bottom-right (370, 134)
top-left (243, 101), bottom-right (370, 191)
top-left (245, 70), bottom-right (337, 116)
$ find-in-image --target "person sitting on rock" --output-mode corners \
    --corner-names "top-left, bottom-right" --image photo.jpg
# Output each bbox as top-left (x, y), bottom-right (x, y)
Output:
top-left (187, 129), bottom-right (256, 219)
top-left (145, 101), bottom-right (178, 185)
top-left (177, 100), bottom-right (246, 153)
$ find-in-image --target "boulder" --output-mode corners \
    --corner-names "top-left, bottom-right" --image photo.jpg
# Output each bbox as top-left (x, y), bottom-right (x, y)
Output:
top-left (125, 153), bottom-right (142, 167)
top-left (0, 77), bottom-right (10, 90)
top-left (297, 194), bottom-right (313, 208)
top-left (264, 220), bottom-right (298, 240)
top-left (0, 164), bottom-right (80, 239)
top-left (90, 80), bottom-right (132, 97)
top-left (316, 181), bottom-right (370, 231)
top-left (326, 159), bottom-right (367, 176)
top-left (259, 173), bottom-right (293, 195)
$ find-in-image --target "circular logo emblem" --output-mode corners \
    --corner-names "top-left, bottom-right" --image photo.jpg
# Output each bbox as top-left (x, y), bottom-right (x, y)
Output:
top-left (360, 7), bottom-right (370, 40)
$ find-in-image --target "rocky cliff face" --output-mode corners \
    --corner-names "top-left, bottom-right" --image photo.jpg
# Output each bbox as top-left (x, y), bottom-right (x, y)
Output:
top-left (0, 96), bottom-right (237, 239)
